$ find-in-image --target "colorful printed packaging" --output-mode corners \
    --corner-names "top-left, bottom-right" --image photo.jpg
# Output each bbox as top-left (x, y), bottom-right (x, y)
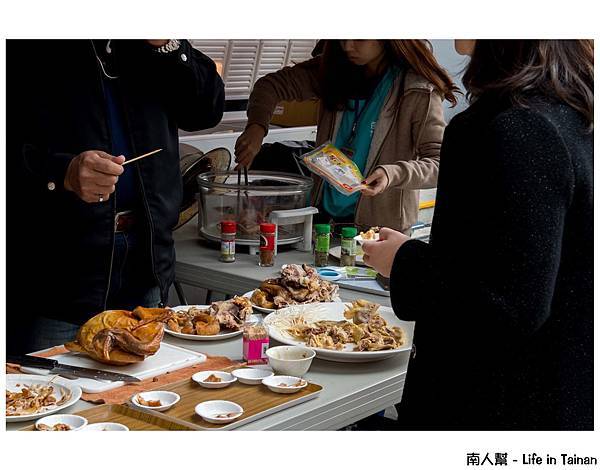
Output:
top-left (301, 142), bottom-right (367, 195)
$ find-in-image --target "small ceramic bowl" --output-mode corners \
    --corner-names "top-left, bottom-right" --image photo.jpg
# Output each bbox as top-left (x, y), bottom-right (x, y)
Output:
top-left (192, 371), bottom-right (237, 389)
top-left (231, 368), bottom-right (274, 385)
top-left (262, 375), bottom-right (308, 394)
top-left (81, 422), bottom-right (129, 431)
top-left (195, 400), bottom-right (244, 424)
top-left (131, 391), bottom-right (180, 412)
top-left (35, 414), bottom-right (88, 431)
top-left (266, 346), bottom-right (315, 377)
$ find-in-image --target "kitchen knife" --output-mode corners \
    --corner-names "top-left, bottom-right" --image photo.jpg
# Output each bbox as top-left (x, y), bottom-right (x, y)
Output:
top-left (7, 354), bottom-right (141, 383)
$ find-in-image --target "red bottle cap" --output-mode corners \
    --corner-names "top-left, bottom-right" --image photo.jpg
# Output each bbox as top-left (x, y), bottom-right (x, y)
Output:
top-left (260, 223), bottom-right (276, 234)
top-left (221, 221), bottom-right (237, 234)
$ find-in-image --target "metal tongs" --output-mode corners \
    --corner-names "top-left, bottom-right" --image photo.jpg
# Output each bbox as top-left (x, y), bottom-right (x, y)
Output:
top-left (236, 167), bottom-right (249, 217)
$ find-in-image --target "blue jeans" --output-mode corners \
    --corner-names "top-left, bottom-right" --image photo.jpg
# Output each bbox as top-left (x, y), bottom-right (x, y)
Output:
top-left (27, 230), bottom-right (160, 352)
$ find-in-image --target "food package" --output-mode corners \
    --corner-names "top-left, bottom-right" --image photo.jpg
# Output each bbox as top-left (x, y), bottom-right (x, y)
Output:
top-left (242, 319), bottom-right (269, 365)
top-left (301, 142), bottom-right (367, 195)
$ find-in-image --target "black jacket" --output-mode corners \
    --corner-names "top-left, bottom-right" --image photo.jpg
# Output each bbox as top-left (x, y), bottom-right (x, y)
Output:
top-left (391, 95), bottom-right (593, 430)
top-left (7, 40), bottom-right (224, 327)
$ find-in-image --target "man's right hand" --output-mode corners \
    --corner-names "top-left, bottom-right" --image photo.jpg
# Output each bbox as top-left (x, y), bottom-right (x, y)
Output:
top-left (64, 150), bottom-right (125, 203)
top-left (234, 124), bottom-right (266, 169)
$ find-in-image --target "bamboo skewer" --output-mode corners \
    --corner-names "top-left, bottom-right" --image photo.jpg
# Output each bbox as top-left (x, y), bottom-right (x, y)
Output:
top-left (122, 148), bottom-right (162, 166)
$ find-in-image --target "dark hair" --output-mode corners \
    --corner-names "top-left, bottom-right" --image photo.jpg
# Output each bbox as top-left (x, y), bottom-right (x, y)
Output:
top-left (463, 40), bottom-right (594, 129)
top-left (318, 40), bottom-right (459, 111)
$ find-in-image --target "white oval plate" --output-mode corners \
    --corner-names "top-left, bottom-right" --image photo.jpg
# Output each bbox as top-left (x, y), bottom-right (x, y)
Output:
top-left (6, 374), bottom-right (82, 422)
top-left (164, 305), bottom-right (243, 341)
top-left (242, 291), bottom-right (276, 314)
top-left (263, 303), bottom-right (414, 363)
top-left (242, 291), bottom-right (343, 314)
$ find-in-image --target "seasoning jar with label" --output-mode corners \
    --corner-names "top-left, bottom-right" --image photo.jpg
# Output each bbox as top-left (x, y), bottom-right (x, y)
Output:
top-left (259, 223), bottom-right (276, 267)
top-left (219, 221), bottom-right (236, 263)
top-left (314, 224), bottom-right (331, 267)
top-left (340, 226), bottom-right (358, 267)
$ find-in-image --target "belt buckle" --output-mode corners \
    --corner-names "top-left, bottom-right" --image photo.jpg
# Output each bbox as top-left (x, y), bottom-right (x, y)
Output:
top-left (115, 210), bottom-right (133, 233)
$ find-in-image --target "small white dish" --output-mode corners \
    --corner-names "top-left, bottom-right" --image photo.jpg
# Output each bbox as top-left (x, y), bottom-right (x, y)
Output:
top-left (354, 233), bottom-right (380, 245)
top-left (192, 370), bottom-right (237, 389)
top-left (195, 400), bottom-right (244, 424)
top-left (266, 346), bottom-right (316, 377)
top-left (262, 375), bottom-right (308, 394)
top-left (131, 391), bottom-right (180, 412)
top-left (35, 414), bottom-right (87, 431)
top-left (81, 422), bottom-right (129, 431)
top-left (231, 368), bottom-right (274, 385)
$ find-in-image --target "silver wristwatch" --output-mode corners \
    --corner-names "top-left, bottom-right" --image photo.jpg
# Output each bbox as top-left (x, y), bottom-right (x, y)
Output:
top-left (155, 39), bottom-right (181, 54)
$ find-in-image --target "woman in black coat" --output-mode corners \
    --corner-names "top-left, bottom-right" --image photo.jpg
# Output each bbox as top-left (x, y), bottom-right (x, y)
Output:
top-left (362, 40), bottom-right (593, 430)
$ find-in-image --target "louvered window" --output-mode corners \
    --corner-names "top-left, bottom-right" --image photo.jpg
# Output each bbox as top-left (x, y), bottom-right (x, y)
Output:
top-left (190, 40), bottom-right (317, 100)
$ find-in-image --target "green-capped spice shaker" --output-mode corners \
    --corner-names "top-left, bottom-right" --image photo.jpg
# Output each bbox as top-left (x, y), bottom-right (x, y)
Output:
top-left (314, 224), bottom-right (331, 267)
top-left (340, 226), bottom-right (358, 267)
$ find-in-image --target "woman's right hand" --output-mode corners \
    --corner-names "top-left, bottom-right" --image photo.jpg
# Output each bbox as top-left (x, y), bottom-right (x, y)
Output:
top-left (234, 124), bottom-right (266, 169)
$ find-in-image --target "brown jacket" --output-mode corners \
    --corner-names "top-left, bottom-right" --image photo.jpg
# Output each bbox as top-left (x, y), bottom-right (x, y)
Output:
top-left (246, 57), bottom-right (446, 232)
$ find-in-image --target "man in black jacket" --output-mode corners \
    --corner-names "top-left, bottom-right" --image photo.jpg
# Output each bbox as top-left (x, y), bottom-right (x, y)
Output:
top-left (7, 40), bottom-right (225, 353)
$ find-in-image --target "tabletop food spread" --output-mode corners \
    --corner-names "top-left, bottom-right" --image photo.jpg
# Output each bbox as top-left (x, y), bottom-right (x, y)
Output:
top-left (7, 258), bottom-right (411, 431)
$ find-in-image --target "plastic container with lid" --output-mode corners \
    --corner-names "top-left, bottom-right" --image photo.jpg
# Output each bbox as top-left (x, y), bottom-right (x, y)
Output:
top-left (340, 227), bottom-right (358, 267)
top-left (259, 223), bottom-right (276, 267)
top-left (220, 221), bottom-right (237, 263)
top-left (314, 224), bottom-right (331, 267)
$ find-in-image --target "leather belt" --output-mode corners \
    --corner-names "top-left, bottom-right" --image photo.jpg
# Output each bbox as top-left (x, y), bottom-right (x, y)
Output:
top-left (114, 211), bottom-right (137, 233)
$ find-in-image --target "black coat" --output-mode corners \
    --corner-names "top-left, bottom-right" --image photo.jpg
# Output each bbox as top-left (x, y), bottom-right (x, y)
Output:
top-left (390, 95), bottom-right (593, 430)
top-left (7, 40), bottom-right (224, 329)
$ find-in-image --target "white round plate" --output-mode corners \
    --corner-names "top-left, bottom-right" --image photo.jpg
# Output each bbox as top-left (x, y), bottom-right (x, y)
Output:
top-left (35, 414), bottom-right (88, 431)
top-left (231, 368), bottom-right (274, 385)
top-left (192, 371), bottom-right (237, 389)
top-left (131, 391), bottom-right (180, 412)
top-left (6, 374), bottom-right (82, 422)
top-left (262, 375), bottom-right (308, 394)
top-left (195, 400), bottom-right (243, 424)
top-left (82, 422), bottom-right (129, 431)
top-left (263, 303), bottom-right (414, 363)
top-left (328, 246), bottom-right (366, 266)
top-left (164, 305), bottom-right (243, 341)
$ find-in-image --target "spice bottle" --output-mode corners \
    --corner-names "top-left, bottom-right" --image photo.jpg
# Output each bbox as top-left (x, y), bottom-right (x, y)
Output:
top-left (259, 223), bottom-right (276, 267)
top-left (243, 318), bottom-right (269, 365)
top-left (340, 227), bottom-right (358, 267)
top-left (314, 224), bottom-right (331, 267)
top-left (219, 221), bottom-right (236, 263)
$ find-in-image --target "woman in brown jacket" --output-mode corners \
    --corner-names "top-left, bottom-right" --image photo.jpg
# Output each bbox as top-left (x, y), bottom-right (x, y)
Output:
top-left (235, 40), bottom-right (458, 232)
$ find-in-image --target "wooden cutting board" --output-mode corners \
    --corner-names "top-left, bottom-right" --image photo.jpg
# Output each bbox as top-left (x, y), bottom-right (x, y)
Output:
top-left (137, 373), bottom-right (323, 430)
top-left (20, 404), bottom-right (195, 431)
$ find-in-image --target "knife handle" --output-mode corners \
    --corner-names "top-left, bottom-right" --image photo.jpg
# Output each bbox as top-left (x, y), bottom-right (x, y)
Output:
top-left (7, 354), bottom-right (57, 369)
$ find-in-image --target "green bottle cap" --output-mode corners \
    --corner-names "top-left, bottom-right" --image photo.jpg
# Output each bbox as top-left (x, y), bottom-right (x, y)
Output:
top-left (314, 224), bottom-right (331, 235)
top-left (341, 227), bottom-right (358, 238)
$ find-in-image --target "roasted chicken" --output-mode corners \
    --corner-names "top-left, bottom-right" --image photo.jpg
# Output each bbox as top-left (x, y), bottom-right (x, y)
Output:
top-left (65, 307), bottom-right (173, 365)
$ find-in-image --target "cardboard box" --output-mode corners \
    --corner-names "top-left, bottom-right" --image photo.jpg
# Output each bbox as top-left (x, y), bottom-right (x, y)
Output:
top-left (270, 99), bottom-right (319, 127)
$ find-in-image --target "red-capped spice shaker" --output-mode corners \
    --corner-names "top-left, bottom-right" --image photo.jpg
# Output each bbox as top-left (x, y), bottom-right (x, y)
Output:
top-left (220, 221), bottom-right (236, 263)
top-left (259, 223), bottom-right (276, 267)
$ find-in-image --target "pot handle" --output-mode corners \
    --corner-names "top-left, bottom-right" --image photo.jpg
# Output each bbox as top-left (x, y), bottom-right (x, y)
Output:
top-left (269, 207), bottom-right (319, 253)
